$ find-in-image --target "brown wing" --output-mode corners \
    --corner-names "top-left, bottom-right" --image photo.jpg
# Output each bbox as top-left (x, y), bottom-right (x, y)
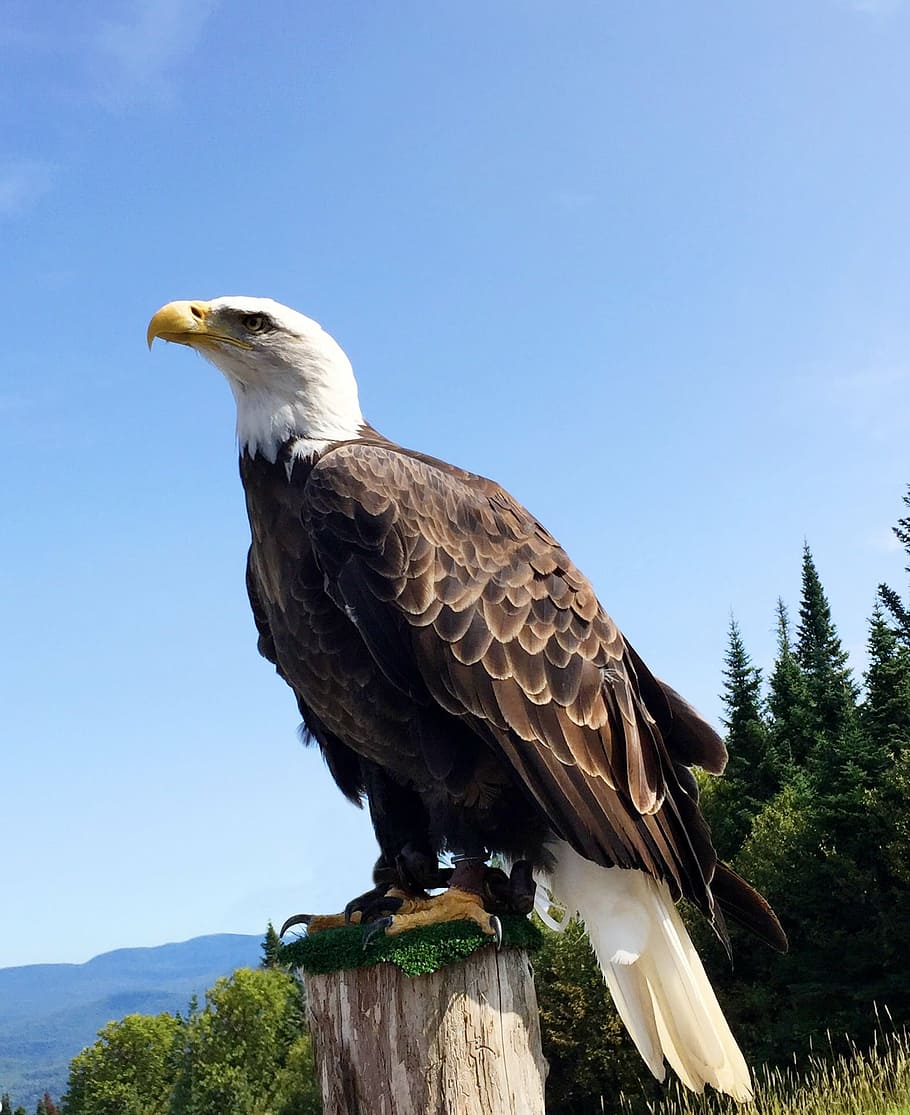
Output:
top-left (245, 546), bottom-right (368, 806)
top-left (303, 440), bottom-right (725, 912)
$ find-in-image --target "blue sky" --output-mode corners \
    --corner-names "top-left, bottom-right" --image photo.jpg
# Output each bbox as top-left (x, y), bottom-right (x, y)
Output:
top-left (2, 0), bottom-right (909, 968)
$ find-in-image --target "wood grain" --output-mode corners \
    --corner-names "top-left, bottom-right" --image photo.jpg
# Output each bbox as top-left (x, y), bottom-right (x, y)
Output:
top-left (303, 949), bottom-right (547, 1115)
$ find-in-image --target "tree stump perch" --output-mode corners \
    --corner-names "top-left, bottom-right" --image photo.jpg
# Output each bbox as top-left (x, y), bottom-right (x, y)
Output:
top-left (283, 920), bottom-right (547, 1114)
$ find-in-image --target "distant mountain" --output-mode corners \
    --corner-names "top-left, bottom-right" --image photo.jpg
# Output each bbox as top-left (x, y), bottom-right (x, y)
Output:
top-left (0, 933), bottom-right (262, 1111)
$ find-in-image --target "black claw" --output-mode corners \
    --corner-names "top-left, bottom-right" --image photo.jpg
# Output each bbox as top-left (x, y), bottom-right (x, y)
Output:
top-left (490, 916), bottom-right (503, 950)
top-left (361, 916), bottom-right (393, 950)
top-left (346, 887), bottom-right (405, 924)
top-left (344, 896), bottom-right (367, 924)
top-left (360, 894), bottom-right (405, 923)
top-left (279, 913), bottom-right (312, 938)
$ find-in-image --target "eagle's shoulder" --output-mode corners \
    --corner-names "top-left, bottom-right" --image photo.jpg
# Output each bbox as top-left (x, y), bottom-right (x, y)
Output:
top-left (307, 437), bottom-right (506, 502)
top-left (303, 437), bottom-right (551, 553)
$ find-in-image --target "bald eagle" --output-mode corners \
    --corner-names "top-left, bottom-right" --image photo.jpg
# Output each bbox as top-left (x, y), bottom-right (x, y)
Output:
top-left (148, 297), bottom-right (785, 1101)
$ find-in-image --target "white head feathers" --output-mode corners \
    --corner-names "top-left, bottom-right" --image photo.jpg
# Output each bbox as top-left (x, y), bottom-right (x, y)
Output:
top-left (148, 296), bottom-right (365, 464)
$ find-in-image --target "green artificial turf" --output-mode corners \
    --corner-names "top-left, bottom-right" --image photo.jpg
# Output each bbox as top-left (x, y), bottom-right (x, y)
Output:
top-left (278, 915), bottom-right (542, 977)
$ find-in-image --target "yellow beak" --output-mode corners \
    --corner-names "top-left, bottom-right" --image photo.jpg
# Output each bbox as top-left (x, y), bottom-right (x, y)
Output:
top-left (147, 301), bottom-right (213, 349)
top-left (146, 301), bottom-right (252, 351)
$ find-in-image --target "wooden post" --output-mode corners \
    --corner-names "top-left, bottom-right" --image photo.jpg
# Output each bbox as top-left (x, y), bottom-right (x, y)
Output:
top-left (302, 946), bottom-right (547, 1115)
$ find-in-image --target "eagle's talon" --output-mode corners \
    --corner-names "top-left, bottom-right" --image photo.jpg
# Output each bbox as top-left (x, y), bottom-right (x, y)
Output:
top-left (344, 882), bottom-right (393, 924)
top-left (361, 916), bottom-right (393, 950)
top-left (357, 893), bottom-right (405, 923)
top-left (279, 913), bottom-right (312, 938)
top-left (490, 915), bottom-right (503, 949)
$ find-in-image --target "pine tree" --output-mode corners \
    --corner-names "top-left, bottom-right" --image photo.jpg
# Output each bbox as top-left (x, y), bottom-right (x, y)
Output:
top-left (767, 598), bottom-right (809, 768)
top-left (795, 544), bottom-right (859, 745)
top-left (721, 616), bottom-right (764, 743)
top-left (702, 617), bottom-right (775, 859)
top-left (2, 1094), bottom-right (13, 1115)
top-left (261, 921), bottom-right (281, 969)
top-left (718, 551), bottom-right (895, 1058)
top-left (861, 603), bottom-right (910, 1017)
top-left (878, 484), bottom-right (910, 645)
top-left (863, 604), bottom-right (910, 758)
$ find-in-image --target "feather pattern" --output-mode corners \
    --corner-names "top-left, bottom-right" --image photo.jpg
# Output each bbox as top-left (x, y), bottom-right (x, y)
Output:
top-left (297, 439), bottom-right (739, 928)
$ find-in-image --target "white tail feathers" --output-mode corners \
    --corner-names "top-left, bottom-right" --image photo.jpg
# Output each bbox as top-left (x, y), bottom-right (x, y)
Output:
top-left (538, 841), bottom-right (753, 1103)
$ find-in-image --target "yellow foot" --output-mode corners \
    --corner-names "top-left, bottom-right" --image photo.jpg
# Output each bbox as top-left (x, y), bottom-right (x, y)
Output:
top-left (280, 888), bottom-right (413, 936)
top-left (279, 911), bottom-right (352, 935)
top-left (367, 887), bottom-right (502, 944)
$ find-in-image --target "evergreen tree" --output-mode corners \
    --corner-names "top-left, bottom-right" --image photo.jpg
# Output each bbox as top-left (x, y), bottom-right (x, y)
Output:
top-left (702, 617), bottom-right (775, 859)
top-left (733, 549), bottom-right (905, 1057)
top-left (795, 544), bottom-right (859, 745)
top-left (766, 598), bottom-right (809, 768)
top-left (2, 1094), bottom-right (13, 1115)
top-left (861, 604), bottom-right (910, 1018)
top-left (720, 617), bottom-right (763, 732)
top-left (863, 604), bottom-right (910, 758)
top-left (878, 484), bottom-right (910, 644)
top-left (261, 921), bottom-right (281, 969)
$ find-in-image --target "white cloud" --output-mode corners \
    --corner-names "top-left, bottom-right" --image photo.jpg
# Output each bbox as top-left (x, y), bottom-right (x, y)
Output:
top-left (0, 159), bottom-right (55, 218)
top-left (92, 0), bottom-right (220, 109)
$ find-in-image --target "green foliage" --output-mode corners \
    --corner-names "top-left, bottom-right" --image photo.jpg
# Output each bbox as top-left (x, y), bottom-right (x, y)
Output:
top-left (878, 484), bottom-right (910, 645)
top-left (169, 968), bottom-right (319, 1115)
top-left (61, 970), bottom-right (320, 1115)
top-left (2, 1095), bottom-right (12, 1115)
top-left (279, 915), bottom-right (540, 977)
top-left (62, 1013), bottom-right (182, 1115)
top-left (864, 606), bottom-right (910, 755)
top-left (767, 598), bottom-right (811, 768)
top-left (795, 545), bottom-right (859, 735)
top-left (702, 617), bottom-right (776, 859)
top-left (261, 922), bottom-right (281, 970)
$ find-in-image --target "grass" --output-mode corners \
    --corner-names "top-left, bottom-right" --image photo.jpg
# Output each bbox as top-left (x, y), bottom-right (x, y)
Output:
top-left (277, 914), bottom-right (542, 976)
top-left (617, 1026), bottom-right (910, 1115)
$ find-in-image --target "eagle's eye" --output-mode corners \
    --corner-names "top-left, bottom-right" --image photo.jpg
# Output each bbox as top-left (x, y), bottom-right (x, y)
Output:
top-left (241, 313), bottom-right (268, 334)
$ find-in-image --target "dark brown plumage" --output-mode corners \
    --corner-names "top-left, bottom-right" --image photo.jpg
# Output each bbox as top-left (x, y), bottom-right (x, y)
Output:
top-left (242, 432), bottom-right (784, 953)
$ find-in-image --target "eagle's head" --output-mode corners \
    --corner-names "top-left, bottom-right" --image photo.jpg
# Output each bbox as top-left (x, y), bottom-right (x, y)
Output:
top-left (147, 296), bottom-right (364, 462)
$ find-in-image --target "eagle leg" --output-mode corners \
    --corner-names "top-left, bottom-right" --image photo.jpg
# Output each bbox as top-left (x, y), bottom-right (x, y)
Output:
top-left (281, 846), bottom-right (455, 937)
top-left (279, 886), bottom-right (413, 936)
top-left (480, 859), bottom-right (536, 915)
top-left (361, 887), bottom-right (502, 947)
top-left (344, 845), bottom-right (454, 924)
top-left (360, 857), bottom-right (502, 945)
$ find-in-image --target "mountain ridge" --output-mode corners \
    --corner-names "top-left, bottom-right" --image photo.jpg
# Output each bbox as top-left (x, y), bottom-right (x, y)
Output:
top-left (0, 932), bottom-right (262, 1111)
